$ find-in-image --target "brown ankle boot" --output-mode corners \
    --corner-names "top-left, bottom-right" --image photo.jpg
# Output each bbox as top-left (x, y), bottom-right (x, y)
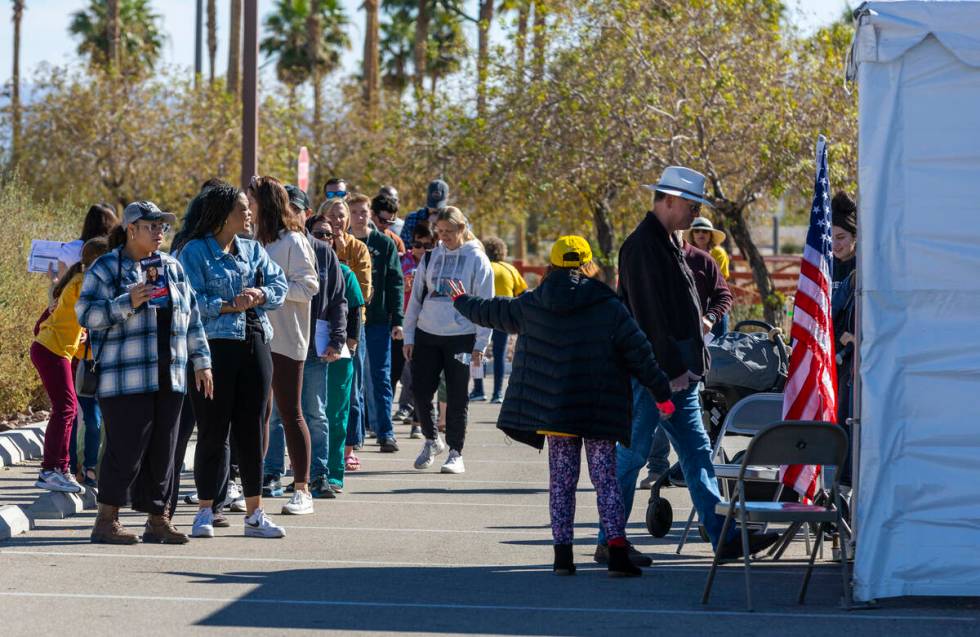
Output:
top-left (91, 504), bottom-right (139, 545)
top-left (143, 507), bottom-right (189, 544)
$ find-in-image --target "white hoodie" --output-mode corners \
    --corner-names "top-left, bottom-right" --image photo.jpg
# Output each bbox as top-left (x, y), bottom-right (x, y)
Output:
top-left (403, 239), bottom-right (495, 352)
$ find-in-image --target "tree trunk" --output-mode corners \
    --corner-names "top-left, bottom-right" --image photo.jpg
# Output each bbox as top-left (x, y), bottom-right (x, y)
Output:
top-left (515, 0), bottom-right (529, 82)
top-left (593, 185), bottom-right (618, 284)
top-left (207, 0), bottom-right (218, 85)
top-left (476, 0), bottom-right (494, 117)
top-left (430, 69), bottom-right (438, 95)
top-left (531, 0), bottom-right (546, 81)
top-left (227, 0), bottom-right (242, 94)
top-left (413, 0), bottom-right (430, 100)
top-left (307, 2), bottom-right (323, 194)
top-left (107, 0), bottom-right (121, 71)
top-left (12, 0), bottom-right (24, 166)
top-left (362, 0), bottom-right (381, 116)
top-left (720, 201), bottom-right (781, 325)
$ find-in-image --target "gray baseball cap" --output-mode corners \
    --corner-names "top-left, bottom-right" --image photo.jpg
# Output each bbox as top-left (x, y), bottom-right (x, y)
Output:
top-left (122, 200), bottom-right (177, 228)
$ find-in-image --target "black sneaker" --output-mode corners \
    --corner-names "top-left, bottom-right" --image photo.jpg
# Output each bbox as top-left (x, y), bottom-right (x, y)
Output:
top-left (718, 529), bottom-right (782, 560)
top-left (394, 406), bottom-right (414, 422)
top-left (310, 477), bottom-right (336, 499)
top-left (379, 438), bottom-right (400, 453)
top-left (468, 391), bottom-right (487, 402)
top-left (262, 475), bottom-right (284, 498)
top-left (593, 542), bottom-right (652, 567)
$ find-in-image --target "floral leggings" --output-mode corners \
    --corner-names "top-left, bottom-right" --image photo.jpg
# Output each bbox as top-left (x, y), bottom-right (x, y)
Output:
top-left (547, 436), bottom-right (626, 545)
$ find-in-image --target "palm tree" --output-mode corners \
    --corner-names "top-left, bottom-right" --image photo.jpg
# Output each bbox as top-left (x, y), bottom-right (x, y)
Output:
top-left (426, 4), bottom-right (467, 95)
top-left (107, 0), bottom-right (119, 69)
top-left (261, 0), bottom-right (314, 99)
top-left (380, 4), bottom-right (414, 96)
top-left (227, 0), bottom-right (241, 94)
top-left (207, 0), bottom-right (217, 85)
top-left (11, 0), bottom-right (25, 165)
top-left (476, 0), bottom-right (493, 116)
top-left (362, 0), bottom-right (381, 113)
top-left (413, 0), bottom-right (429, 98)
top-left (68, 0), bottom-right (164, 75)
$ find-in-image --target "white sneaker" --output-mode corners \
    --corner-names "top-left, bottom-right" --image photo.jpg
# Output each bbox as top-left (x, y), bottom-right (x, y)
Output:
top-left (191, 508), bottom-right (215, 538)
top-left (244, 508), bottom-right (285, 538)
top-left (220, 482), bottom-right (246, 512)
top-left (35, 469), bottom-right (85, 494)
top-left (441, 450), bottom-right (465, 474)
top-left (433, 434), bottom-right (447, 455)
top-left (281, 490), bottom-right (314, 515)
top-left (414, 435), bottom-right (447, 470)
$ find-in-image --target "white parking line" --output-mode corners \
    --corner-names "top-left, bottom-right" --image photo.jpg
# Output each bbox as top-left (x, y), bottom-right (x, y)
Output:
top-left (0, 591), bottom-right (970, 623)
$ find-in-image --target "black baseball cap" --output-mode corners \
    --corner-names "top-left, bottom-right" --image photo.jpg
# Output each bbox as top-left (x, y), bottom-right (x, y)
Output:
top-left (426, 179), bottom-right (448, 210)
top-left (285, 184), bottom-right (311, 211)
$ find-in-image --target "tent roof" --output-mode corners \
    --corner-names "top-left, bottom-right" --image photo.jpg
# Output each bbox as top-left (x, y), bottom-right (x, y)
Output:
top-left (853, 1), bottom-right (980, 68)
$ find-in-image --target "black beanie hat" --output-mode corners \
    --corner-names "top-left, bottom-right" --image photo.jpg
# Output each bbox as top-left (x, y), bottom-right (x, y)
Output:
top-left (831, 191), bottom-right (857, 236)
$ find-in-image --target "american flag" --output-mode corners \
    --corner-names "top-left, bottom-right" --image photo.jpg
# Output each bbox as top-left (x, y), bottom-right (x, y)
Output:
top-left (780, 136), bottom-right (839, 499)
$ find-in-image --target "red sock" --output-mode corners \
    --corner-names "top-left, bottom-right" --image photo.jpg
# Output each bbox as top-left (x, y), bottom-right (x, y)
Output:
top-left (608, 537), bottom-right (627, 548)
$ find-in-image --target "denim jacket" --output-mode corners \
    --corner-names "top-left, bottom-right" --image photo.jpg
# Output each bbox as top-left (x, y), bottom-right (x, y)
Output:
top-left (76, 248), bottom-right (211, 398)
top-left (177, 235), bottom-right (288, 342)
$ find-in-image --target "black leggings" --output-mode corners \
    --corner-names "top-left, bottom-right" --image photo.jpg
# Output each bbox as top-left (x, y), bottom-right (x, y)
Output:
top-left (192, 336), bottom-right (272, 500)
top-left (411, 329), bottom-right (475, 453)
top-left (100, 387), bottom-right (183, 515)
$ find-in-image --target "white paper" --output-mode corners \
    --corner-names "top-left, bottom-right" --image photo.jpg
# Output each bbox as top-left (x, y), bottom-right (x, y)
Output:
top-left (703, 331), bottom-right (715, 346)
top-left (315, 319), bottom-right (352, 359)
top-left (27, 240), bottom-right (64, 274)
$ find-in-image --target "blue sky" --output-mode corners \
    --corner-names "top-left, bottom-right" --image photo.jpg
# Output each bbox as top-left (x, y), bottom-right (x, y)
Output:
top-left (0, 0), bottom-right (854, 87)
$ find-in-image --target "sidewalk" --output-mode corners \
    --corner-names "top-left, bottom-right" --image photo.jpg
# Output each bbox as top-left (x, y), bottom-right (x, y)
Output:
top-left (0, 401), bottom-right (976, 636)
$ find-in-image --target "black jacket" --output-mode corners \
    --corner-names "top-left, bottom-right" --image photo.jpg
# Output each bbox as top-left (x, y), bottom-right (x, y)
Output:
top-left (618, 213), bottom-right (707, 379)
top-left (306, 231), bottom-right (348, 355)
top-left (453, 269), bottom-right (672, 450)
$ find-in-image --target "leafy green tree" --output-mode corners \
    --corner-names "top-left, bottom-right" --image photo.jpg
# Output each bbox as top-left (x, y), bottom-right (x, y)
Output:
top-left (68, 0), bottom-right (165, 75)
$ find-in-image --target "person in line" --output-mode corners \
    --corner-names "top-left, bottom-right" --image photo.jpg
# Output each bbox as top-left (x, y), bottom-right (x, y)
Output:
top-left (264, 185), bottom-right (347, 499)
top-left (640, 231), bottom-right (733, 489)
top-left (831, 191), bottom-right (857, 489)
top-left (399, 179), bottom-right (448, 246)
top-left (178, 183), bottom-right (289, 539)
top-left (686, 216), bottom-right (732, 337)
top-left (449, 236), bottom-right (675, 576)
top-left (394, 223), bottom-right (435, 437)
top-left (597, 166), bottom-right (780, 566)
top-left (318, 198), bottom-right (372, 472)
top-left (371, 192), bottom-right (406, 255)
top-left (308, 214), bottom-right (365, 494)
top-left (249, 176), bottom-right (320, 516)
top-left (403, 207), bottom-right (494, 474)
top-left (468, 236), bottom-right (527, 404)
top-left (350, 193), bottom-right (404, 453)
top-left (77, 201), bottom-right (212, 545)
top-left (32, 237), bottom-right (110, 495)
top-left (53, 203), bottom-right (116, 283)
top-left (323, 177), bottom-right (349, 203)
top-left (378, 185), bottom-right (404, 238)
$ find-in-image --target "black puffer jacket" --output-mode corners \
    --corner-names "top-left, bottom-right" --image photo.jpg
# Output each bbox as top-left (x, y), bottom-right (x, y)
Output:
top-left (453, 269), bottom-right (672, 450)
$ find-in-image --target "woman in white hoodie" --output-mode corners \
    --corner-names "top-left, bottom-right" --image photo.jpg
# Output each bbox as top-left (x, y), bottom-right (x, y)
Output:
top-left (403, 207), bottom-right (494, 474)
top-left (247, 176), bottom-right (319, 515)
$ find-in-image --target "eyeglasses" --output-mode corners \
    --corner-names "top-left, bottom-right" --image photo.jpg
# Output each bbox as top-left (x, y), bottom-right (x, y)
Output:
top-left (313, 230), bottom-right (334, 241)
top-left (137, 222), bottom-right (170, 234)
top-left (376, 216), bottom-right (395, 227)
top-left (325, 190), bottom-right (348, 200)
top-left (411, 241), bottom-right (433, 250)
top-left (689, 201), bottom-right (702, 215)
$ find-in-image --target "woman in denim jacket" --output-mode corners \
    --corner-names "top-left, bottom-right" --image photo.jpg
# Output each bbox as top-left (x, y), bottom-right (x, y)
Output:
top-left (77, 201), bottom-right (212, 546)
top-left (177, 183), bottom-right (290, 539)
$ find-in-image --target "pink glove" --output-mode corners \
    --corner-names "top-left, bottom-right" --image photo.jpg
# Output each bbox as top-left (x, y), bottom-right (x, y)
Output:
top-left (657, 400), bottom-right (676, 418)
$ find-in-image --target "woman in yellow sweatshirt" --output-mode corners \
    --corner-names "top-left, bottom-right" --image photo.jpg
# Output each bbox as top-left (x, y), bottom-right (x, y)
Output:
top-left (32, 237), bottom-right (109, 494)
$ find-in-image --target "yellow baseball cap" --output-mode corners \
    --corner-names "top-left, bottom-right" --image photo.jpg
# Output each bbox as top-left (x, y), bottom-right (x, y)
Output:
top-left (550, 235), bottom-right (593, 268)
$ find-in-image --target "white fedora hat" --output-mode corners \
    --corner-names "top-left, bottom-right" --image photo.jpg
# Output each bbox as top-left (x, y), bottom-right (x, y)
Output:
top-left (643, 166), bottom-right (713, 207)
top-left (686, 216), bottom-right (726, 246)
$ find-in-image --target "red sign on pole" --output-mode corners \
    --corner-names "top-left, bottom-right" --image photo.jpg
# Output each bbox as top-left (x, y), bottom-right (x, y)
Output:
top-left (297, 146), bottom-right (310, 194)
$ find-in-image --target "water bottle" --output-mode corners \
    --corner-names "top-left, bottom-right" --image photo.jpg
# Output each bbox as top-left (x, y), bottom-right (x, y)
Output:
top-left (454, 352), bottom-right (472, 366)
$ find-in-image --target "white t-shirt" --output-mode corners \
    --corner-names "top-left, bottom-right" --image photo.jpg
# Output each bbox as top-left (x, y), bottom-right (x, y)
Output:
top-left (58, 240), bottom-right (84, 268)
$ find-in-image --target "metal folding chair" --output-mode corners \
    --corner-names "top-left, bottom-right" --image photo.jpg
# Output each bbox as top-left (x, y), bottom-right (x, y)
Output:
top-left (677, 393), bottom-right (785, 554)
top-left (701, 421), bottom-right (850, 611)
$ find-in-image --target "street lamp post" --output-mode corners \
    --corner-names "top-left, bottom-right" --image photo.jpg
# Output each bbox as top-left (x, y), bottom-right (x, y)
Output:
top-left (241, 0), bottom-right (259, 189)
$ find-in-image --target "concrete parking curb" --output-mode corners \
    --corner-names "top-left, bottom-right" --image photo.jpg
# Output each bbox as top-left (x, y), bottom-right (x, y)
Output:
top-left (0, 423), bottom-right (46, 469)
top-left (0, 505), bottom-right (32, 540)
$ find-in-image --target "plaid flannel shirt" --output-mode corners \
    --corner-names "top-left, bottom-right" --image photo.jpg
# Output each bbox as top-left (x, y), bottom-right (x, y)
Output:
top-left (76, 248), bottom-right (211, 398)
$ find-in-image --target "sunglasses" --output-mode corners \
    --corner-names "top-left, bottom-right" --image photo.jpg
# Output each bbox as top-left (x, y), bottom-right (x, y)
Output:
top-left (411, 241), bottom-right (433, 250)
top-left (325, 190), bottom-right (348, 199)
top-left (137, 222), bottom-right (171, 234)
top-left (313, 230), bottom-right (334, 241)
top-left (689, 201), bottom-right (701, 215)
top-left (376, 216), bottom-right (395, 226)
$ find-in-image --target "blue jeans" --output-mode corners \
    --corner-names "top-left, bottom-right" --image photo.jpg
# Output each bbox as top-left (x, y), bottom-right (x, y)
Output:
top-left (598, 379), bottom-right (737, 548)
top-left (264, 350), bottom-right (330, 480)
top-left (345, 325), bottom-right (367, 447)
top-left (69, 396), bottom-right (103, 474)
top-left (363, 324), bottom-right (395, 442)
top-left (471, 329), bottom-right (508, 398)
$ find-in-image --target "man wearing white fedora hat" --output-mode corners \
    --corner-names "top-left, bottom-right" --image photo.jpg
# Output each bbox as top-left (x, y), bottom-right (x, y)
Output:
top-left (594, 166), bottom-right (780, 565)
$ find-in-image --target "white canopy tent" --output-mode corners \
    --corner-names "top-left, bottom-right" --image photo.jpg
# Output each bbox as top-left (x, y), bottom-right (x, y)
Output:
top-left (848, 0), bottom-right (980, 602)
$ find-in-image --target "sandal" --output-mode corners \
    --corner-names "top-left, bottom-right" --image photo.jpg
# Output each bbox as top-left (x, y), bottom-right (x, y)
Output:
top-left (345, 454), bottom-right (361, 471)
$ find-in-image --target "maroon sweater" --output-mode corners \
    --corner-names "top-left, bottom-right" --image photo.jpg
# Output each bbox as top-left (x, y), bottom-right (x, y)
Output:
top-left (682, 243), bottom-right (733, 321)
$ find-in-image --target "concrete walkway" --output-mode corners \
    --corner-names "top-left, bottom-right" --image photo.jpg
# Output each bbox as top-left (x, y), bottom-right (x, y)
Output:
top-left (1, 401), bottom-right (977, 636)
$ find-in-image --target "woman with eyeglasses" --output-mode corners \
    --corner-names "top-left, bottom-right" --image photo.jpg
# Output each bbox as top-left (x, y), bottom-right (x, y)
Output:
top-left (177, 183), bottom-right (290, 539)
top-left (403, 207), bottom-right (495, 474)
top-left (77, 201), bottom-right (213, 545)
top-left (248, 176), bottom-right (320, 516)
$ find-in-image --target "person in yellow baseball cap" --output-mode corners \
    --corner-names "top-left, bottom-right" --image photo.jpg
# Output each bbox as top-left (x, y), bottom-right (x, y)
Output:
top-left (444, 234), bottom-right (674, 578)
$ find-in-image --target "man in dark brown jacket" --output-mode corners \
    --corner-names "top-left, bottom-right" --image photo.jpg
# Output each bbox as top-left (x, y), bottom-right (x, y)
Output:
top-left (596, 166), bottom-right (780, 565)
